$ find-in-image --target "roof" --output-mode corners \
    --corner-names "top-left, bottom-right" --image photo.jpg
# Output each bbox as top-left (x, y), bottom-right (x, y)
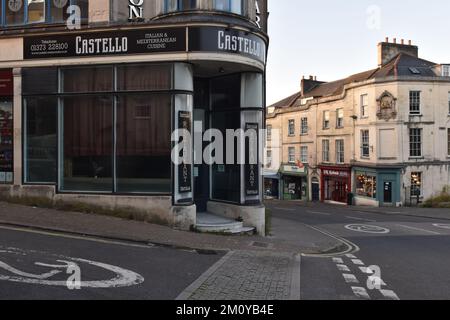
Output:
top-left (270, 53), bottom-right (440, 109)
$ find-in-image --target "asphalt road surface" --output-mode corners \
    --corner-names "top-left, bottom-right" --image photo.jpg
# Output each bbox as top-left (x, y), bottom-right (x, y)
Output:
top-left (266, 201), bottom-right (450, 300)
top-left (0, 225), bottom-right (223, 300)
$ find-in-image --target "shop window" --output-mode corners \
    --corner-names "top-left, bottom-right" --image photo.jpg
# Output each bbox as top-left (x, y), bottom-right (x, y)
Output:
top-left (0, 97), bottom-right (13, 184)
top-left (409, 128), bottom-right (422, 157)
top-left (61, 95), bottom-right (114, 192)
top-left (163, 0), bottom-right (197, 13)
top-left (322, 140), bottom-right (330, 163)
top-left (214, 0), bottom-right (243, 15)
top-left (210, 74), bottom-right (241, 110)
top-left (27, 0), bottom-right (45, 23)
top-left (5, 0), bottom-right (26, 25)
top-left (50, 0), bottom-right (70, 23)
top-left (361, 130), bottom-right (370, 158)
top-left (116, 94), bottom-right (171, 193)
top-left (62, 66), bottom-right (114, 93)
top-left (117, 64), bottom-right (173, 92)
top-left (24, 97), bottom-right (57, 183)
top-left (23, 67), bottom-right (59, 95)
top-left (336, 140), bottom-right (344, 164)
top-left (355, 172), bottom-right (377, 199)
top-left (411, 172), bottom-right (422, 197)
top-left (288, 120), bottom-right (295, 136)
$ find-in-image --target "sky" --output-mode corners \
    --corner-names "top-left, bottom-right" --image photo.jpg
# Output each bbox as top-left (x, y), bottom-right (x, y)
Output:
top-left (266, 0), bottom-right (450, 105)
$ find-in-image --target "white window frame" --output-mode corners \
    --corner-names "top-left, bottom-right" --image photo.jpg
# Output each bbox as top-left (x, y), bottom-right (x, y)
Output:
top-left (447, 128), bottom-right (450, 157)
top-left (288, 119), bottom-right (295, 136)
top-left (288, 147), bottom-right (295, 164)
top-left (323, 111), bottom-right (330, 129)
top-left (336, 139), bottom-right (345, 164)
top-left (409, 91), bottom-right (421, 115)
top-left (300, 117), bottom-right (308, 135)
top-left (336, 108), bottom-right (344, 128)
top-left (409, 128), bottom-right (423, 158)
top-left (322, 140), bottom-right (330, 163)
top-left (361, 130), bottom-right (370, 158)
top-left (360, 94), bottom-right (368, 118)
top-left (300, 146), bottom-right (308, 164)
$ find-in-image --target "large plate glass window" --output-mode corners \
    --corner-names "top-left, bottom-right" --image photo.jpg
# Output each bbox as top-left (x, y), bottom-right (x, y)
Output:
top-left (214, 0), bottom-right (242, 14)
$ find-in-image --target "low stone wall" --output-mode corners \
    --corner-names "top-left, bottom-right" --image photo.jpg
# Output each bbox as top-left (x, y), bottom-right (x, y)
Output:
top-left (207, 201), bottom-right (266, 236)
top-left (0, 185), bottom-right (196, 231)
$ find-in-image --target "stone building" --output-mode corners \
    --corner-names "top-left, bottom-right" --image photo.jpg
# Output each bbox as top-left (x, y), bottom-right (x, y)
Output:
top-left (0, 0), bottom-right (269, 234)
top-left (266, 39), bottom-right (450, 206)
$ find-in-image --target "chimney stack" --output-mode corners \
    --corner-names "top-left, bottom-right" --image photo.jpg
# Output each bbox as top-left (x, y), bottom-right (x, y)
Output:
top-left (378, 37), bottom-right (419, 66)
top-left (301, 76), bottom-right (323, 95)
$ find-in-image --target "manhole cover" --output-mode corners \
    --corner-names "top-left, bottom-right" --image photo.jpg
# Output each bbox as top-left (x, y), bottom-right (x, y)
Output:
top-left (345, 224), bottom-right (390, 234)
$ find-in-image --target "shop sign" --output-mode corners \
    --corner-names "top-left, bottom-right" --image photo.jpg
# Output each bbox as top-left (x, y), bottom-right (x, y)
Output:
top-left (129, 0), bottom-right (144, 20)
top-left (0, 71), bottom-right (13, 96)
top-left (24, 28), bottom-right (186, 59)
top-left (178, 111), bottom-right (192, 193)
top-left (283, 165), bottom-right (305, 174)
top-left (245, 123), bottom-right (259, 196)
top-left (254, 0), bottom-right (262, 29)
top-left (323, 169), bottom-right (350, 178)
top-left (189, 27), bottom-right (266, 63)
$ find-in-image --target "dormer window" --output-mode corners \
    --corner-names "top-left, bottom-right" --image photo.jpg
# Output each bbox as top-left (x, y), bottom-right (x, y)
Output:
top-left (443, 65), bottom-right (450, 77)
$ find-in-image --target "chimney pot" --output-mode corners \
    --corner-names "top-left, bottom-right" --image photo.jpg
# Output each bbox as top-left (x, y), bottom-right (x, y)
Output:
top-left (309, 75), bottom-right (314, 80)
top-left (409, 40), bottom-right (412, 45)
top-left (393, 38), bottom-right (397, 44)
top-left (385, 37), bottom-right (389, 42)
top-left (401, 39), bottom-right (404, 45)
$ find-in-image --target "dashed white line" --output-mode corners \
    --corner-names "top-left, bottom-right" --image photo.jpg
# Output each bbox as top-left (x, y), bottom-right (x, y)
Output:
top-left (345, 254), bottom-right (357, 259)
top-left (307, 211), bottom-right (331, 216)
top-left (346, 216), bottom-right (376, 222)
top-left (336, 264), bottom-right (350, 272)
top-left (380, 289), bottom-right (400, 300)
top-left (397, 224), bottom-right (441, 235)
top-left (351, 287), bottom-right (371, 300)
top-left (274, 207), bottom-right (295, 212)
top-left (332, 257), bottom-right (344, 264)
top-left (352, 259), bottom-right (364, 266)
top-left (359, 266), bottom-right (373, 274)
top-left (343, 274), bottom-right (359, 284)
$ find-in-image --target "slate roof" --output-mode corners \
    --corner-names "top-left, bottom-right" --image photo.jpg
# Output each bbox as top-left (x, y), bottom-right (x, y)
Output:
top-left (269, 53), bottom-right (441, 109)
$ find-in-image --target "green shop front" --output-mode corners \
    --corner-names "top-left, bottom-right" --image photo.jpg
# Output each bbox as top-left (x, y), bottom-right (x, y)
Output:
top-left (280, 165), bottom-right (308, 201)
top-left (353, 165), bottom-right (402, 207)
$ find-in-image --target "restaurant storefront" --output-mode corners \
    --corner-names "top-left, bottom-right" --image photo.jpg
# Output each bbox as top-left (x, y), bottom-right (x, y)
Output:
top-left (0, 1), bottom-right (269, 234)
top-left (320, 165), bottom-right (351, 204)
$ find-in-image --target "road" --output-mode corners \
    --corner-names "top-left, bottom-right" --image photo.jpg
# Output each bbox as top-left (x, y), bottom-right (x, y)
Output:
top-left (0, 225), bottom-right (222, 300)
top-left (266, 201), bottom-right (450, 300)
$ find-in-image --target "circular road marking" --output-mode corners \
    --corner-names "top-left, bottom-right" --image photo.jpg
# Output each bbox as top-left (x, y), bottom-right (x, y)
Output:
top-left (345, 224), bottom-right (390, 234)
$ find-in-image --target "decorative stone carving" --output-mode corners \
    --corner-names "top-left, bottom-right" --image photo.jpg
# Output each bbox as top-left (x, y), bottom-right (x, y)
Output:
top-left (377, 91), bottom-right (397, 121)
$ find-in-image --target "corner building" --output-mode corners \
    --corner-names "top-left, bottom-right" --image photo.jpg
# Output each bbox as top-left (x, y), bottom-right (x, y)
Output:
top-left (0, 0), bottom-right (269, 234)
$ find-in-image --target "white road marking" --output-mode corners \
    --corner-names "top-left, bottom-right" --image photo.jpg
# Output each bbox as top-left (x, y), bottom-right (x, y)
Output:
top-left (346, 216), bottom-right (376, 223)
top-left (307, 211), bottom-right (331, 216)
top-left (359, 266), bottom-right (373, 274)
top-left (0, 246), bottom-right (144, 288)
top-left (273, 207), bottom-right (295, 211)
top-left (351, 287), bottom-right (371, 300)
top-left (0, 225), bottom-right (153, 249)
top-left (380, 289), bottom-right (400, 300)
top-left (343, 274), bottom-right (359, 284)
top-left (352, 259), bottom-right (364, 266)
top-left (332, 258), bottom-right (344, 264)
top-left (345, 224), bottom-right (390, 234)
top-left (397, 224), bottom-right (441, 235)
top-left (368, 275), bottom-right (386, 286)
top-left (432, 224), bottom-right (450, 230)
top-left (345, 254), bottom-right (357, 259)
top-left (336, 264), bottom-right (350, 272)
